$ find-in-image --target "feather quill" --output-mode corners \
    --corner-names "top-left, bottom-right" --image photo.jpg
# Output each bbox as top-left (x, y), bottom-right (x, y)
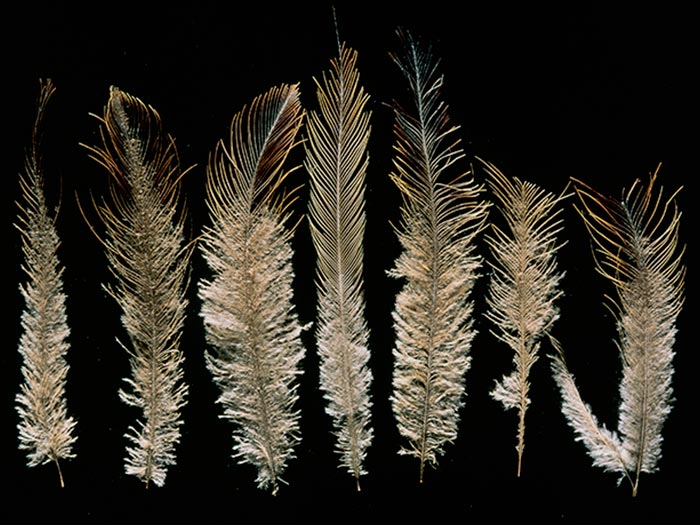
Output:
top-left (480, 158), bottom-right (567, 476)
top-left (304, 41), bottom-right (373, 489)
top-left (198, 83), bottom-right (306, 495)
top-left (15, 78), bottom-right (77, 487)
top-left (82, 86), bottom-right (191, 487)
top-left (551, 165), bottom-right (685, 496)
top-left (388, 30), bottom-right (489, 482)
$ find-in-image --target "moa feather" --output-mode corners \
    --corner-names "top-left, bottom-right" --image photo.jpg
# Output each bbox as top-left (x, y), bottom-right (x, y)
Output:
top-left (82, 86), bottom-right (191, 488)
top-left (551, 165), bottom-right (685, 496)
top-left (15, 78), bottom-right (77, 487)
top-left (304, 41), bottom-right (373, 489)
top-left (388, 30), bottom-right (489, 482)
top-left (198, 83), bottom-right (306, 495)
top-left (480, 158), bottom-right (567, 476)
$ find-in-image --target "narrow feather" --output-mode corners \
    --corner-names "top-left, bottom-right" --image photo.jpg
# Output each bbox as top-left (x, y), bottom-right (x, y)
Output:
top-left (388, 30), bottom-right (489, 482)
top-left (198, 83), bottom-right (306, 495)
top-left (480, 158), bottom-right (567, 476)
top-left (304, 41), bottom-right (373, 489)
top-left (552, 165), bottom-right (684, 496)
top-left (15, 78), bottom-right (77, 487)
top-left (82, 87), bottom-right (191, 487)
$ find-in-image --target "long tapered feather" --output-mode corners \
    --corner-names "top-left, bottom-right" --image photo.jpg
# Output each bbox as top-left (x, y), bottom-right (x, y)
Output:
top-left (388, 30), bottom-right (490, 482)
top-left (15, 78), bottom-right (77, 487)
top-left (304, 41), bottom-right (373, 489)
top-left (82, 86), bottom-right (191, 487)
top-left (479, 158), bottom-right (567, 477)
top-left (551, 165), bottom-right (685, 496)
top-left (198, 83), bottom-right (306, 495)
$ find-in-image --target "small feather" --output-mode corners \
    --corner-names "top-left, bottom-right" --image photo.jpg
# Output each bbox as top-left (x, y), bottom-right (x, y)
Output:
top-left (551, 165), bottom-right (685, 496)
top-left (198, 83), bottom-right (307, 495)
top-left (15, 78), bottom-right (77, 488)
top-left (480, 158), bottom-right (567, 476)
top-left (388, 29), bottom-right (489, 482)
top-left (82, 86), bottom-right (191, 487)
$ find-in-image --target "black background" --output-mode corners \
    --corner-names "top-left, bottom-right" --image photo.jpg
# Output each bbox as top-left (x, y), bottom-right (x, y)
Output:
top-left (3, 2), bottom-right (694, 522)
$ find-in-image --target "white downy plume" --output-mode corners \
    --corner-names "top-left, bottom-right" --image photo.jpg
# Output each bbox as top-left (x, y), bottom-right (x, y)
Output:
top-left (15, 78), bottom-right (77, 487)
top-left (551, 165), bottom-right (685, 496)
top-left (83, 87), bottom-right (191, 487)
top-left (388, 29), bottom-right (490, 482)
top-left (198, 83), bottom-right (307, 495)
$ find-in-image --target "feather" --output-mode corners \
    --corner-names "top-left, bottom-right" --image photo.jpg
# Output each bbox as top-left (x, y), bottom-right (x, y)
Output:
top-left (82, 86), bottom-right (191, 487)
top-left (198, 83), bottom-right (307, 495)
top-left (551, 164), bottom-right (685, 496)
top-left (479, 158), bottom-right (567, 476)
top-left (388, 30), bottom-right (490, 482)
top-left (304, 40), bottom-right (373, 490)
top-left (15, 78), bottom-right (77, 487)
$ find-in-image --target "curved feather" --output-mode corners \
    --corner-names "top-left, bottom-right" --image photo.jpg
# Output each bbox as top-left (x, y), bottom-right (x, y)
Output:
top-left (198, 83), bottom-right (306, 495)
top-left (304, 43), bottom-right (373, 489)
top-left (83, 86), bottom-right (191, 488)
top-left (552, 165), bottom-right (685, 496)
top-left (388, 30), bottom-right (489, 482)
top-left (480, 158), bottom-right (567, 476)
top-left (15, 78), bottom-right (77, 487)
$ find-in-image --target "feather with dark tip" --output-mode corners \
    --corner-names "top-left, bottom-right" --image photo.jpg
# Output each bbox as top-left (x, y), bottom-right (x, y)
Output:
top-left (82, 86), bottom-right (191, 488)
top-left (198, 83), bottom-right (307, 495)
top-left (551, 165), bottom-right (685, 496)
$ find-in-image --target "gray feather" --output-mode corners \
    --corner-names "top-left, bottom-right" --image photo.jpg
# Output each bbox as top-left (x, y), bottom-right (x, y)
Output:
top-left (82, 86), bottom-right (191, 488)
top-left (388, 30), bottom-right (489, 482)
top-left (198, 83), bottom-right (307, 495)
top-left (15, 78), bottom-right (77, 487)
